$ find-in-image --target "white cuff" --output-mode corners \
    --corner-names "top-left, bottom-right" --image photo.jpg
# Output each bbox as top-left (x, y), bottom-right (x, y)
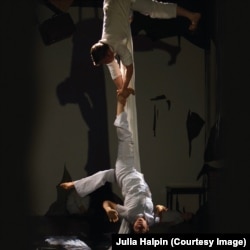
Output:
top-left (107, 59), bottom-right (122, 80)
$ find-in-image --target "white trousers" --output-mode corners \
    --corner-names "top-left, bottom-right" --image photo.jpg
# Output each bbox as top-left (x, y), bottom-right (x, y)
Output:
top-left (74, 112), bottom-right (136, 197)
top-left (131, 0), bottom-right (177, 19)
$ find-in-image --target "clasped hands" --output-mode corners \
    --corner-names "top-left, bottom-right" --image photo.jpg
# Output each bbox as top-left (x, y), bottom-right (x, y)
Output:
top-left (117, 87), bottom-right (135, 98)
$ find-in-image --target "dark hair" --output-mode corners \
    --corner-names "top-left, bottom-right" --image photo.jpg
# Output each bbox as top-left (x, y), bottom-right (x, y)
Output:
top-left (129, 222), bottom-right (150, 234)
top-left (90, 42), bottom-right (109, 66)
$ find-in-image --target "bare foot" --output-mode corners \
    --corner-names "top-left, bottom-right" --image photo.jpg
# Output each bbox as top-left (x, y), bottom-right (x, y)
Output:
top-left (60, 182), bottom-right (74, 190)
top-left (189, 13), bottom-right (201, 31)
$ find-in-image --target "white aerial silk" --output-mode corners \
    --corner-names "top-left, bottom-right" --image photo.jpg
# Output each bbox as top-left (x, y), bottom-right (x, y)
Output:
top-left (107, 24), bottom-right (138, 250)
top-left (117, 18), bottom-right (141, 235)
top-left (120, 23), bottom-right (140, 173)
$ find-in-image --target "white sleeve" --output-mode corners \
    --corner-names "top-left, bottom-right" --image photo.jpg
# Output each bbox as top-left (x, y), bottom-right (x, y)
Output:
top-left (155, 216), bottom-right (160, 223)
top-left (118, 219), bottom-right (130, 234)
top-left (116, 204), bottom-right (127, 219)
top-left (106, 59), bottom-right (122, 80)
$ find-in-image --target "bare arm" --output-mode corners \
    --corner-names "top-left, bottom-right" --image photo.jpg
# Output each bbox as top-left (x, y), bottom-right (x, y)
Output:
top-left (117, 63), bottom-right (133, 96)
top-left (116, 88), bottom-right (135, 115)
top-left (113, 75), bottom-right (124, 90)
top-left (60, 181), bottom-right (74, 190)
top-left (107, 59), bottom-right (134, 96)
top-left (103, 200), bottom-right (117, 210)
top-left (122, 63), bottom-right (133, 90)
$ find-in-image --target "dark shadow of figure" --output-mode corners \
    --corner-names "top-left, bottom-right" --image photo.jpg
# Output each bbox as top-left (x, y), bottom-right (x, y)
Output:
top-left (55, 17), bottom-right (120, 248)
top-left (133, 34), bottom-right (181, 66)
top-left (131, 0), bottom-right (212, 64)
top-left (40, 1), bottom-right (212, 246)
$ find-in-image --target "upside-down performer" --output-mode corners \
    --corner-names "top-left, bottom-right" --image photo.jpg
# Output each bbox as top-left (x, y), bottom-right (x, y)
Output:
top-left (90, 0), bottom-right (201, 96)
top-left (60, 89), bottom-right (167, 233)
top-left (90, 0), bottom-right (201, 180)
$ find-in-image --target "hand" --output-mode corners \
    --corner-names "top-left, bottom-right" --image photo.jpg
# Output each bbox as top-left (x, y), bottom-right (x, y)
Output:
top-left (117, 87), bottom-right (135, 98)
top-left (156, 205), bottom-right (168, 213)
top-left (107, 208), bottom-right (119, 223)
top-left (60, 182), bottom-right (74, 190)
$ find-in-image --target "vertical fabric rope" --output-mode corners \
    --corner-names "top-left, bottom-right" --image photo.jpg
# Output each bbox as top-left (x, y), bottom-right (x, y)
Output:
top-left (118, 20), bottom-right (141, 235)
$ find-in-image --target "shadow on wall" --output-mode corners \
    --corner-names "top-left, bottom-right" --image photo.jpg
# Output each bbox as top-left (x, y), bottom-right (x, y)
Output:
top-left (43, 0), bottom-right (212, 239)
top-left (131, 0), bottom-right (211, 52)
top-left (46, 17), bottom-right (116, 241)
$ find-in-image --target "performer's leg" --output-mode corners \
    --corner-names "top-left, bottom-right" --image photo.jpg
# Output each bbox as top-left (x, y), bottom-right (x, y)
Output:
top-left (176, 6), bottom-right (201, 31)
top-left (132, 0), bottom-right (177, 19)
top-left (60, 169), bottom-right (115, 197)
top-left (114, 91), bottom-right (136, 186)
top-left (131, 0), bottom-right (201, 31)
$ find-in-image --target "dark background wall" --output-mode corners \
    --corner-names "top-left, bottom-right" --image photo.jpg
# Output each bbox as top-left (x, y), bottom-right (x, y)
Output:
top-left (30, 3), bottom-right (207, 216)
top-left (1, 0), bottom-right (250, 249)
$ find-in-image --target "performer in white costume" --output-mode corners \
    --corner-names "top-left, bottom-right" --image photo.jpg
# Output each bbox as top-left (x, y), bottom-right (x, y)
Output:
top-left (60, 90), bottom-right (167, 233)
top-left (90, 0), bottom-right (201, 176)
top-left (90, 0), bottom-right (201, 96)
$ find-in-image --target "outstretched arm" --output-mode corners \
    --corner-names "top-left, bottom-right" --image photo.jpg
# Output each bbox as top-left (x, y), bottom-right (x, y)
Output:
top-left (107, 61), bottom-right (134, 97)
top-left (60, 181), bottom-right (74, 190)
top-left (117, 63), bottom-right (133, 97)
top-left (116, 87), bottom-right (135, 115)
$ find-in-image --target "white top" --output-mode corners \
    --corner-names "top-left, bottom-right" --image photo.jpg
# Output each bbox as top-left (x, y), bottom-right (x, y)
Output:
top-left (100, 0), bottom-right (133, 66)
